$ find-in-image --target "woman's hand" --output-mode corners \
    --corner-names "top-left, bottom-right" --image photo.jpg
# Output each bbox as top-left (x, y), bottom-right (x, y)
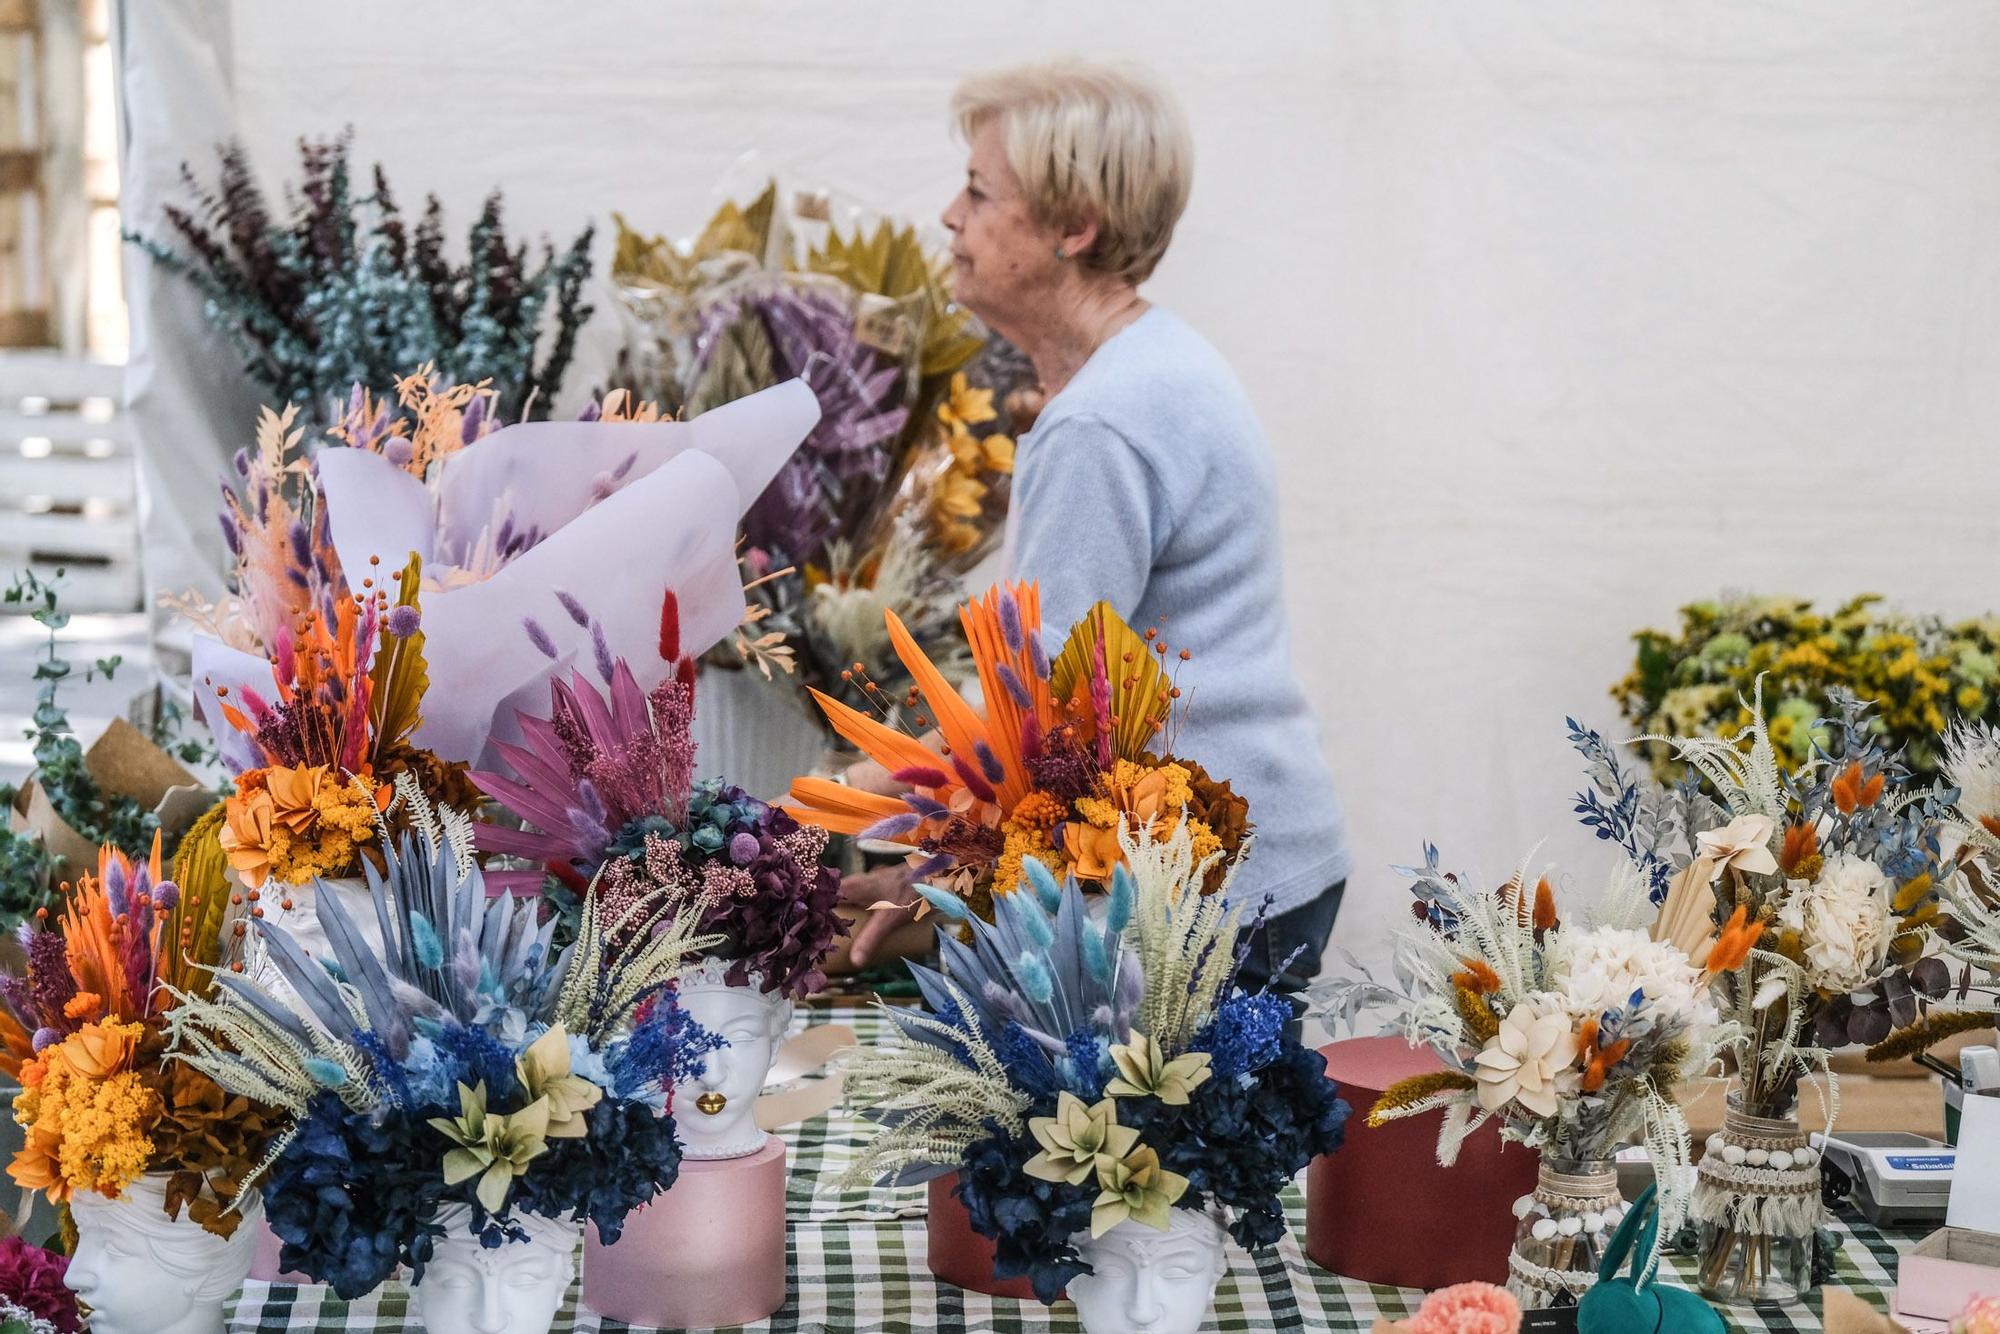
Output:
top-left (840, 863), bottom-right (920, 967)
top-left (845, 757), bottom-right (905, 797)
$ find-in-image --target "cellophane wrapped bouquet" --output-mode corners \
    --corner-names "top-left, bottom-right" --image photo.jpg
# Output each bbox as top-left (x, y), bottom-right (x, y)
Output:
top-left (785, 581), bottom-right (1250, 923)
top-left (163, 785), bottom-right (722, 1298)
top-left (609, 182), bottom-right (1035, 731)
top-left (842, 824), bottom-right (1347, 1303)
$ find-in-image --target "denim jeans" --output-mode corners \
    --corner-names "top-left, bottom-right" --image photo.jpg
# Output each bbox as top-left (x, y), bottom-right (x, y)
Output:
top-left (1235, 880), bottom-right (1346, 1036)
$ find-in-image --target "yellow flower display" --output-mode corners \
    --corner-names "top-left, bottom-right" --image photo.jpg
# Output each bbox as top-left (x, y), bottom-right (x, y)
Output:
top-left (11, 1021), bottom-right (158, 1202)
top-left (1617, 594), bottom-right (2000, 778)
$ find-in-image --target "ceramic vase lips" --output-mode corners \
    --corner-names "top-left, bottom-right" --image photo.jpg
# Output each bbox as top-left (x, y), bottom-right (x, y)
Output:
top-left (671, 960), bottom-right (792, 1160)
top-left (65, 1174), bottom-right (261, 1334)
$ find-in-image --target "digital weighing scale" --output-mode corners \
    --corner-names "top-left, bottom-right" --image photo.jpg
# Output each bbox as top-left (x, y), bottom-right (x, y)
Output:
top-left (1811, 1131), bottom-right (1955, 1227)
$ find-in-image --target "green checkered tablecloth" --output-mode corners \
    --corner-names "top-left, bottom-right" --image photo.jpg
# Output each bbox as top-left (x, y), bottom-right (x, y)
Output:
top-left (225, 1005), bottom-right (1925, 1333)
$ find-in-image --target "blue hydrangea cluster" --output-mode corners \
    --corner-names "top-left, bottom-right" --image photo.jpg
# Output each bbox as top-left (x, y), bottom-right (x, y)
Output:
top-left (953, 988), bottom-right (1350, 1302)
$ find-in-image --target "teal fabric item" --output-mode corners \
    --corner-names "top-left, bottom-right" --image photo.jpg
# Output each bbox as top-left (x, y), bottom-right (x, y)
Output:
top-left (1576, 1186), bottom-right (1726, 1334)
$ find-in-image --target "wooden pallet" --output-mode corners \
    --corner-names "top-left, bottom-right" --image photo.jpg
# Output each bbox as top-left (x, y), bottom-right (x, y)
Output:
top-left (0, 351), bottom-right (133, 610)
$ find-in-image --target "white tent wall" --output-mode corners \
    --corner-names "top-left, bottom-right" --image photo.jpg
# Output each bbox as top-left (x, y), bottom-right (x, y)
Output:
top-left (119, 2), bottom-right (2000, 975)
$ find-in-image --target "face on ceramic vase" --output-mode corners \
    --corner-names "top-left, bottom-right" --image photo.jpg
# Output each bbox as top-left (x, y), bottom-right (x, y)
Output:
top-left (1068, 1211), bottom-right (1228, 1334)
top-left (675, 979), bottom-right (792, 1159)
top-left (416, 1209), bottom-right (576, 1334)
top-left (65, 1180), bottom-right (260, 1334)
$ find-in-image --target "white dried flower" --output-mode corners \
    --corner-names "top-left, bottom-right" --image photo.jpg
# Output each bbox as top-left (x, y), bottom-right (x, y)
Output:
top-left (1777, 852), bottom-right (1894, 993)
top-left (1473, 996), bottom-right (1580, 1119)
top-left (1553, 925), bottom-right (1718, 1030)
top-left (1943, 721), bottom-right (2000, 836)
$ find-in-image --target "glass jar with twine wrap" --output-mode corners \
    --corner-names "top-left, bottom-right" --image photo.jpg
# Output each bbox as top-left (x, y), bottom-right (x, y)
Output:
top-left (1691, 1094), bottom-right (1823, 1304)
top-left (1506, 1156), bottom-right (1632, 1307)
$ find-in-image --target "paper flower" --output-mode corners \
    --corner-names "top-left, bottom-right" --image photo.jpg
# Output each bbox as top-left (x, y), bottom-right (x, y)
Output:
top-left (1024, 1092), bottom-right (1138, 1186)
top-left (1695, 812), bottom-right (1779, 879)
top-left (1472, 999), bottom-right (1580, 1117)
top-left (1089, 1142), bottom-right (1190, 1236)
top-left (1778, 852), bottom-right (1894, 993)
top-left (1104, 1033), bottom-right (1213, 1106)
top-left (515, 1027), bottom-right (603, 1140)
top-left (430, 1081), bottom-right (553, 1213)
top-left (1400, 1281), bottom-right (1522, 1334)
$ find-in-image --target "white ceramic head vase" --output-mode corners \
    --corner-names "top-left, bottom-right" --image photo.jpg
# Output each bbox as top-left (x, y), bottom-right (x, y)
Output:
top-left (671, 960), bottom-right (792, 1160)
top-left (65, 1175), bottom-right (262, 1334)
top-left (414, 1204), bottom-right (578, 1334)
top-left (1068, 1207), bottom-right (1230, 1334)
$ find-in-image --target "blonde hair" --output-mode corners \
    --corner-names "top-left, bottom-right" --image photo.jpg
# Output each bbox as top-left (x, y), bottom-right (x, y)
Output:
top-left (951, 59), bottom-right (1192, 286)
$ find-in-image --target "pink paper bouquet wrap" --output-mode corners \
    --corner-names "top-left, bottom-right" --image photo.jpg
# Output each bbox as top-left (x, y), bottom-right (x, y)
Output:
top-left (583, 1135), bottom-right (787, 1327)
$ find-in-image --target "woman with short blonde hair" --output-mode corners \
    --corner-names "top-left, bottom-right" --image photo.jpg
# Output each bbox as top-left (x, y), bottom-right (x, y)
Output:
top-left (845, 60), bottom-right (1352, 1013)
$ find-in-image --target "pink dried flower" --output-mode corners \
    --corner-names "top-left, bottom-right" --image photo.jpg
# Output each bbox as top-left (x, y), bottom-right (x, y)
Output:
top-left (1956, 1295), bottom-right (2000, 1334)
top-left (1408, 1282), bottom-right (1520, 1334)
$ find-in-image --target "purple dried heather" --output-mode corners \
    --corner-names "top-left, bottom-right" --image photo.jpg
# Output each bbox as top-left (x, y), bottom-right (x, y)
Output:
top-left (24, 930), bottom-right (77, 1032)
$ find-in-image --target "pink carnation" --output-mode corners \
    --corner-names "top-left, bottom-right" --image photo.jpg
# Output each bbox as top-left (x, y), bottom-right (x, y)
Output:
top-left (1955, 1295), bottom-right (2000, 1334)
top-left (1409, 1282), bottom-right (1522, 1334)
top-left (0, 1236), bottom-right (81, 1332)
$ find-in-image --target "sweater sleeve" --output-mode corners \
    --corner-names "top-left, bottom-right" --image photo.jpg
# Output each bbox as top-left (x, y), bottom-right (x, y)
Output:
top-left (1008, 412), bottom-right (1169, 634)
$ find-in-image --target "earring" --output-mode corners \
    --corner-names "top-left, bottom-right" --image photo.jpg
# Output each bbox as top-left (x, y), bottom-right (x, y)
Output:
top-left (1054, 247), bottom-right (1068, 260)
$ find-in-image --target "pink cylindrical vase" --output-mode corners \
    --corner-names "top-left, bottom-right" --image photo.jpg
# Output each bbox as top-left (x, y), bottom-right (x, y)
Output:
top-left (1306, 1037), bottom-right (1539, 1289)
top-left (926, 1172), bottom-right (1057, 1301)
top-left (248, 1217), bottom-right (314, 1283)
top-left (583, 1134), bottom-right (787, 1327)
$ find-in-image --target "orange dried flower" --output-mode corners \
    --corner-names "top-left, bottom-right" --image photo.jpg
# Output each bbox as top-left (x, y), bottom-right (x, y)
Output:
top-left (1831, 761), bottom-right (1885, 815)
top-left (1706, 904), bottom-right (1764, 975)
top-left (1451, 957), bottom-right (1502, 994)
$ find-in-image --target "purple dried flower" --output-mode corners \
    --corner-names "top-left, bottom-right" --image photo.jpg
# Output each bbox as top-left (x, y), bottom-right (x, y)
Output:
top-left (996, 664), bottom-right (1033, 711)
top-left (729, 832), bottom-right (761, 865)
top-left (287, 520), bottom-right (312, 570)
top-left (577, 399), bottom-right (602, 422)
top-left (218, 509), bottom-right (242, 557)
top-left (610, 453), bottom-right (637, 482)
top-left (861, 813), bottom-right (922, 841)
top-left (1028, 633), bottom-right (1051, 682)
top-left (30, 1027), bottom-right (58, 1053)
top-left (460, 396), bottom-right (487, 443)
top-left (524, 616), bottom-right (558, 659)
top-left (555, 589), bottom-right (591, 628)
top-left (386, 605), bottom-right (421, 638)
top-left (890, 766), bottom-right (951, 788)
top-left (592, 622), bottom-right (614, 683)
top-left (997, 588), bottom-right (1023, 655)
top-left (152, 881), bottom-right (181, 912)
top-left (384, 436), bottom-right (414, 467)
top-left (974, 741), bottom-right (1005, 785)
top-left (950, 753), bottom-right (998, 804)
top-left (903, 793), bottom-right (950, 820)
top-left (232, 447), bottom-right (251, 478)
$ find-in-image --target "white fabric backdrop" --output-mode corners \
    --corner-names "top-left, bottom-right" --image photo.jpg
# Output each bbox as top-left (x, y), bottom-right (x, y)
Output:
top-left (118, 1), bottom-right (2000, 974)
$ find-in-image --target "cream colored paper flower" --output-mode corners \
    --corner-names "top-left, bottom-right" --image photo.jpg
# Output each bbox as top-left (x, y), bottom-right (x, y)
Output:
top-left (1090, 1142), bottom-right (1191, 1236)
top-left (1105, 1032), bottom-right (1214, 1106)
top-left (1696, 813), bottom-right (1780, 880)
top-left (1472, 998), bottom-right (1580, 1118)
top-left (515, 1024), bottom-right (603, 1139)
top-left (1777, 852), bottom-right (1893, 993)
top-left (1024, 1091), bottom-right (1139, 1186)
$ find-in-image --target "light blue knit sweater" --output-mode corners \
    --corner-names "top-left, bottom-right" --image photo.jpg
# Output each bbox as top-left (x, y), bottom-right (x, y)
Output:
top-left (1003, 306), bottom-right (1351, 915)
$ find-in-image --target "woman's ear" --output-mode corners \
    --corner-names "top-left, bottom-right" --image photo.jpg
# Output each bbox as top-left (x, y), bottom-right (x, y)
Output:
top-left (1056, 213), bottom-right (1101, 263)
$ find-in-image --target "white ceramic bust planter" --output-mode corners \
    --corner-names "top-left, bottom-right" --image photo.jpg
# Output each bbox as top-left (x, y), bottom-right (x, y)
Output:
top-left (414, 1204), bottom-right (577, 1334)
top-left (65, 1174), bottom-right (261, 1334)
top-left (671, 961), bottom-right (793, 1160)
top-left (1068, 1208), bottom-right (1229, 1334)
